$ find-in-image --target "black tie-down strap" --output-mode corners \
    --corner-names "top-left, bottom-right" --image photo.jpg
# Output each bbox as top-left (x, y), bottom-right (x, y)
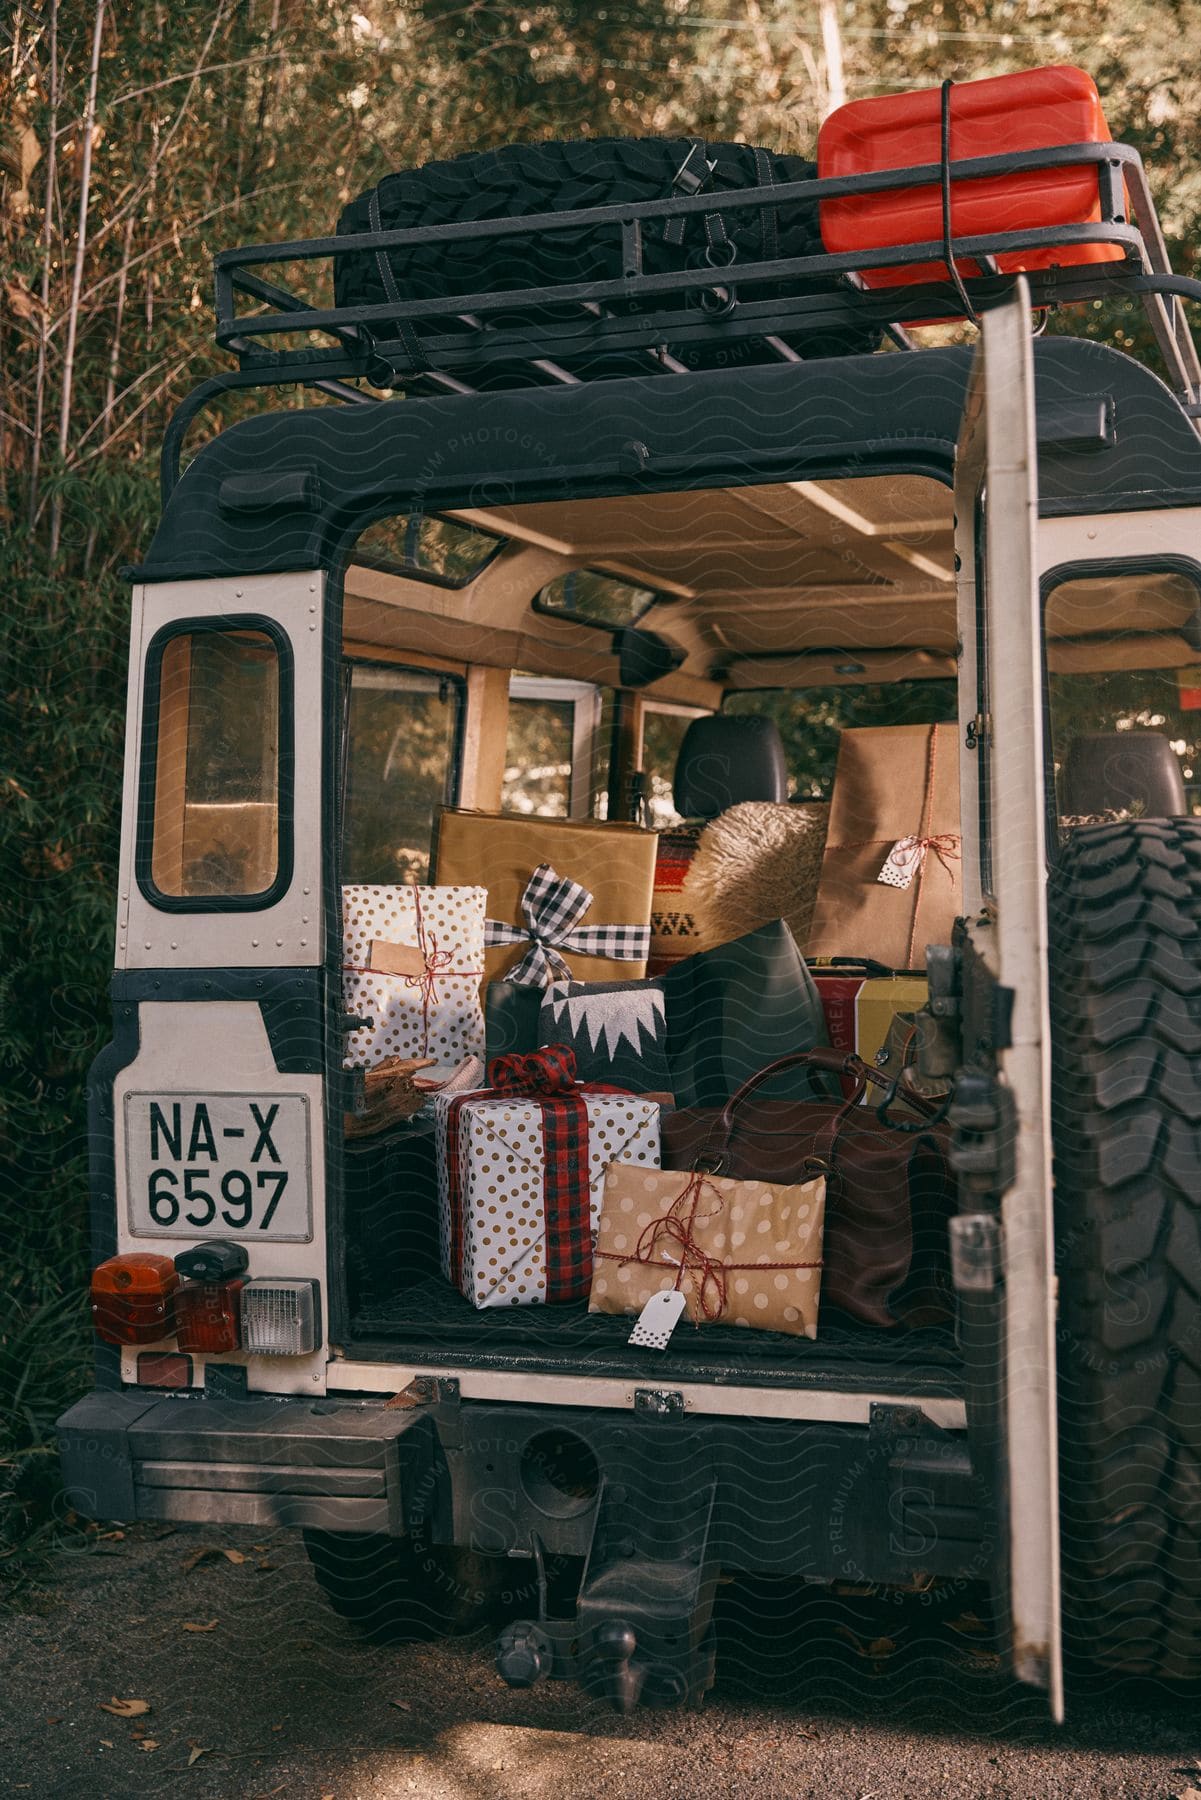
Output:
top-left (368, 185), bottom-right (432, 375)
top-left (663, 139), bottom-right (732, 263)
top-left (663, 139), bottom-right (780, 272)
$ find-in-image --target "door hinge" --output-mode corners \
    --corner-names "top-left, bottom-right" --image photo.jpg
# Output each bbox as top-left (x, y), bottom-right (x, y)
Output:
top-left (948, 1213), bottom-right (1002, 1293)
top-left (965, 712), bottom-right (990, 752)
top-left (947, 1072), bottom-right (1017, 1196)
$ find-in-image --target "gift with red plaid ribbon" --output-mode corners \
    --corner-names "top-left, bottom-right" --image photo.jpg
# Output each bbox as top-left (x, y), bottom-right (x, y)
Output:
top-left (432, 1046), bottom-right (661, 1309)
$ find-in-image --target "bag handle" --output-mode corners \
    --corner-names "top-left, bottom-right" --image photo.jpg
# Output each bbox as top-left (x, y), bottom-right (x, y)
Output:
top-left (718, 1047), bottom-right (943, 1136)
top-left (689, 1049), bottom-right (944, 1178)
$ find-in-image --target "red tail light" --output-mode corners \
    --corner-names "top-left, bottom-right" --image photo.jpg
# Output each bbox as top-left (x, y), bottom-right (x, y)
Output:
top-left (136, 1351), bottom-right (194, 1389)
top-left (91, 1253), bottom-right (179, 1346)
top-left (174, 1279), bottom-right (243, 1354)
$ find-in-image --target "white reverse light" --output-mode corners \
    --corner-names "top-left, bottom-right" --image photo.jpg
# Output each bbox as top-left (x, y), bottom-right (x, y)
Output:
top-left (240, 1278), bottom-right (321, 1356)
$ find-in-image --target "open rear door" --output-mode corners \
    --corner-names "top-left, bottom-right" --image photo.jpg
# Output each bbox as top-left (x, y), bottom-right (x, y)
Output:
top-left (954, 281), bottom-right (1063, 1720)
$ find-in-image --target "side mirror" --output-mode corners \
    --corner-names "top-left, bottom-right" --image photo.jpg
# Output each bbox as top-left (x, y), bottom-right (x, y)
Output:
top-left (614, 627), bottom-right (685, 689)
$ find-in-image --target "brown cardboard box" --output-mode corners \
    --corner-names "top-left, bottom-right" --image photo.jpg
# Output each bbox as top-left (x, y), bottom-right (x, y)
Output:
top-left (590, 1162), bottom-right (826, 1338)
top-left (434, 810), bottom-right (658, 987)
top-left (806, 724), bottom-right (961, 972)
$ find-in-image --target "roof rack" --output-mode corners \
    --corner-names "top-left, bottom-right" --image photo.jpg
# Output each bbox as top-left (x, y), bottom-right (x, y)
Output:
top-left (167, 140), bottom-right (1201, 498)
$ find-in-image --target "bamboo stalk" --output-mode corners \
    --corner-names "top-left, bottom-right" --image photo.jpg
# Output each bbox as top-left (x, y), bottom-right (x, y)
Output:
top-left (27, 0), bottom-right (58, 529)
top-left (818, 0), bottom-right (846, 117)
top-left (49, 0), bottom-right (106, 559)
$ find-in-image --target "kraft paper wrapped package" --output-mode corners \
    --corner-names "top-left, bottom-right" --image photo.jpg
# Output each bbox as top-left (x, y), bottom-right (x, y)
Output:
top-left (590, 1162), bottom-right (826, 1338)
top-left (342, 884), bottom-right (486, 1074)
top-left (432, 1050), bottom-right (661, 1309)
top-left (433, 810), bottom-right (658, 987)
top-left (806, 724), bottom-right (962, 973)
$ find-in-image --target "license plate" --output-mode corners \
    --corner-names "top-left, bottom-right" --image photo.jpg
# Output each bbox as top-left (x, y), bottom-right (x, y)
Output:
top-left (124, 1092), bottom-right (313, 1242)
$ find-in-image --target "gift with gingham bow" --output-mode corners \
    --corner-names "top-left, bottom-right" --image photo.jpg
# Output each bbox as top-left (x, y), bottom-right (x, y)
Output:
top-left (434, 810), bottom-right (659, 989)
top-left (486, 862), bottom-right (652, 987)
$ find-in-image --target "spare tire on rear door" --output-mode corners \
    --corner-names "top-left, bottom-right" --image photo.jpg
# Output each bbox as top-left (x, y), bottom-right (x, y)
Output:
top-left (335, 137), bottom-right (880, 386)
top-left (1049, 818), bottom-right (1201, 1684)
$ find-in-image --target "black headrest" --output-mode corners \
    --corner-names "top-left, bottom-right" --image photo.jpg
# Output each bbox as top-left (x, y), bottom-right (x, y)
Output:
top-left (1060, 731), bottom-right (1186, 818)
top-left (673, 715), bottom-right (788, 818)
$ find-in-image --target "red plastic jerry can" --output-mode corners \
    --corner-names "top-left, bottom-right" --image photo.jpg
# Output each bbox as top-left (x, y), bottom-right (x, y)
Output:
top-left (817, 64), bottom-right (1124, 292)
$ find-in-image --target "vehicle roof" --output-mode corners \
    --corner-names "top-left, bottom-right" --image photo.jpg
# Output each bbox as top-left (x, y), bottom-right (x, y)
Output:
top-left (141, 337), bottom-right (1201, 596)
top-left (139, 336), bottom-right (1201, 697)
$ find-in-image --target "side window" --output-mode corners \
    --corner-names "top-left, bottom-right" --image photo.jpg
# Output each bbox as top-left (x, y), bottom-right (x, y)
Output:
top-left (139, 621), bottom-right (289, 906)
top-left (1045, 562), bottom-right (1201, 843)
top-left (341, 663), bottom-right (463, 884)
top-left (638, 702), bottom-right (709, 827)
top-left (502, 675), bottom-right (609, 818)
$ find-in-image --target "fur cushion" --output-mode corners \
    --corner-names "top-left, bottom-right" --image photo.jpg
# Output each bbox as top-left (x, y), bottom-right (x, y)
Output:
top-left (681, 801), bottom-right (829, 954)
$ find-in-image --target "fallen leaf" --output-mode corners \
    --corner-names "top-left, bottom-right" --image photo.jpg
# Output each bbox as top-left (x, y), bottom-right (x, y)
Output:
top-left (1173, 1790), bottom-right (1201, 1800)
top-left (390, 1699), bottom-right (411, 1711)
top-left (136, 1740), bottom-right (159, 1753)
top-left (99, 1529), bottom-right (125, 1541)
top-left (99, 1698), bottom-right (150, 1718)
top-left (182, 1619), bottom-right (218, 1633)
top-left (182, 1544), bottom-right (245, 1572)
top-left (99, 1740), bottom-right (114, 1749)
top-left (187, 1746), bottom-right (211, 1767)
top-left (257, 1560), bottom-right (276, 1571)
top-left (46, 1717), bottom-right (62, 1725)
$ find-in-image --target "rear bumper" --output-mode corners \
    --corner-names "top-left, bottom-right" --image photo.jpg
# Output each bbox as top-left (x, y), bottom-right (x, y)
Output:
top-left (58, 1385), bottom-right (989, 1589)
top-left (57, 1389), bottom-right (423, 1534)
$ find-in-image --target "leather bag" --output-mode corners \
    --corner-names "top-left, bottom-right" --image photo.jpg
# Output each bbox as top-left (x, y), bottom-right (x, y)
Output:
top-left (659, 1047), bottom-right (955, 1329)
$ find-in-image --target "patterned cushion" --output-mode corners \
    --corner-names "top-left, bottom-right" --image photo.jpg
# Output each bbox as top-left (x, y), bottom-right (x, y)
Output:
top-left (538, 979), bottom-right (670, 1093)
top-left (649, 820), bottom-right (705, 972)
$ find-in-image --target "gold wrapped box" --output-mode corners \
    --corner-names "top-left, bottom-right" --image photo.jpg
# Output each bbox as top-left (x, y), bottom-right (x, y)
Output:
top-left (434, 809), bottom-right (658, 987)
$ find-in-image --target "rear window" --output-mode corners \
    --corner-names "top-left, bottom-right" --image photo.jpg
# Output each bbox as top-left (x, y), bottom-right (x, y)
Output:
top-left (139, 621), bottom-right (289, 906)
top-left (725, 682), bottom-right (958, 799)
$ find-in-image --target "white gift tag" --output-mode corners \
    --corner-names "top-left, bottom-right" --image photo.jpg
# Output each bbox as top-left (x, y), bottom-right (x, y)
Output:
top-left (628, 1288), bottom-right (687, 1349)
top-left (877, 835), bottom-right (924, 890)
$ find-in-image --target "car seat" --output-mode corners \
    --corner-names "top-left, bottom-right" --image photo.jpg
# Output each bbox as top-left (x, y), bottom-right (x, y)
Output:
top-left (651, 715), bottom-right (828, 962)
top-left (1060, 731), bottom-right (1186, 819)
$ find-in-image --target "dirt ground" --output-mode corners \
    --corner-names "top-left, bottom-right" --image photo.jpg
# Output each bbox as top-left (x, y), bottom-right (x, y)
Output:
top-left (2, 1522), bottom-right (1199, 1800)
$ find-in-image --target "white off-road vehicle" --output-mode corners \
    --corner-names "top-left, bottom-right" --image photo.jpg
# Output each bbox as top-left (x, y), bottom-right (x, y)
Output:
top-left (59, 71), bottom-right (1201, 1715)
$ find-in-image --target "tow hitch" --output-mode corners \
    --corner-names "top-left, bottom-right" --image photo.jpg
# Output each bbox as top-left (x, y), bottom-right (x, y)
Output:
top-left (495, 1466), bottom-right (720, 1711)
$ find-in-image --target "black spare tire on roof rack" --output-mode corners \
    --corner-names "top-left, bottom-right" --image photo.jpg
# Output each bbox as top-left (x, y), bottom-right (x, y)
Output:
top-left (334, 137), bottom-right (881, 389)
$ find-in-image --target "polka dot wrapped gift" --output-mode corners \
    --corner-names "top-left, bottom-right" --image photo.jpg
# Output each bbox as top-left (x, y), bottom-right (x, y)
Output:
top-left (342, 884), bottom-right (487, 1076)
top-left (590, 1163), bottom-right (826, 1339)
top-left (432, 1048), bottom-right (661, 1309)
